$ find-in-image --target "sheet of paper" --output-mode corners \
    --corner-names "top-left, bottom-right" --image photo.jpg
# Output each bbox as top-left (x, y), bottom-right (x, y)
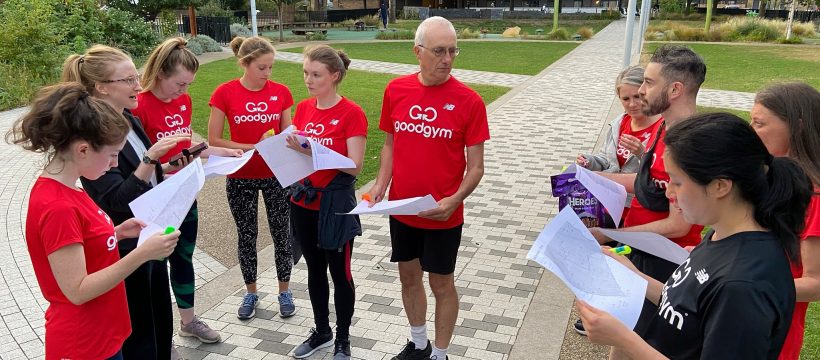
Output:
top-left (567, 164), bottom-right (628, 226)
top-left (310, 139), bottom-right (356, 170)
top-left (343, 195), bottom-right (438, 215)
top-left (202, 150), bottom-right (255, 179)
top-left (598, 229), bottom-right (690, 265)
top-left (527, 207), bottom-right (647, 330)
top-left (129, 158), bottom-right (205, 246)
top-left (254, 126), bottom-right (315, 187)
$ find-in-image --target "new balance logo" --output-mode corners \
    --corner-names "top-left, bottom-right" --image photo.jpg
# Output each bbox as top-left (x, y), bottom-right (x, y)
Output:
top-left (330, 119), bottom-right (339, 126)
top-left (443, 103), bottom-right (455, 111)
top-left (695, 269), bottom-right (709, 284)
top-left (180, 105), bottom-right (187, 112)
top-left (270, 96), bottom-right (278, 101)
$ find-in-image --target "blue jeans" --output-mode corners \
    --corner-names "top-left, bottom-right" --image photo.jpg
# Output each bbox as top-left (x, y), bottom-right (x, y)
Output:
top-left (106, 350), bottom-right (123, 360)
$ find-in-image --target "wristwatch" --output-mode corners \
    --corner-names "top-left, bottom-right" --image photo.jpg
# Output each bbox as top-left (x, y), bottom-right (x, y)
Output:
top-left (142, 152), bottom-right (158, 165)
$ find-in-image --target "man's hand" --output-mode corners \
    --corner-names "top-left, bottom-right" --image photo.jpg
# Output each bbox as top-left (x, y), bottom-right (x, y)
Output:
top-left (417, 196), bottom-right (460, 221)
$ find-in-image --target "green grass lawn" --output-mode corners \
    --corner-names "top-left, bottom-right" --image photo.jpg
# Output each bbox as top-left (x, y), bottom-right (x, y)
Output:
top-left (282, 41), bottom-right (577, 75)
top-left (804, 303), bottom-right (820, 358)
top-left (188, 58), bottom-right (509, 186)
top-left (697, 106), bottom-right (749, 121)
top-left (644, 43), bottom-right (820, 93)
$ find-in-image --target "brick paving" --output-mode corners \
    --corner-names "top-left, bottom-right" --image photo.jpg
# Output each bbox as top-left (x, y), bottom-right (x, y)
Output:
top-left (0, 21), bottom-right (755, 360)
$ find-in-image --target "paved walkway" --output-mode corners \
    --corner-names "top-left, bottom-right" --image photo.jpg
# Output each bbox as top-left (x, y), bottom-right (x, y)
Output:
top-left (0, 22), bottom-right (755, 360)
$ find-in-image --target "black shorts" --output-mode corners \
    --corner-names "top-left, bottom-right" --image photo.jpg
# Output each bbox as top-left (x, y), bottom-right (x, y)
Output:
top-left (389, 217), bottom-right (463, 275)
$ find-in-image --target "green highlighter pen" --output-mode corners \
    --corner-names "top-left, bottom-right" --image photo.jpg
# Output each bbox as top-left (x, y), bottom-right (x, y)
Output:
top-left (609, 245), bottom-right (632, 255)
top-left (158, 226), bottom-right (176, 261)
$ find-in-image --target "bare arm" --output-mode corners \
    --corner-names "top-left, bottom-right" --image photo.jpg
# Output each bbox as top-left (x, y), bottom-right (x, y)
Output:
top-left (48, 231), bottom-right (179, 305)
top-left (418, 143), bottom-right (485, 221)
top-left (207, 106), bottom-right (255, 151)
top-left (279, 107), bottom-right (292, 130)
top-left (365, 134), bottom-right (394, 204)
top-left (796, 236), bottom-right (820, 302)
top-left (598, 172), bottom-right (637, 193)
top-left (618, 205), bottom-right (693, 239)
top-left (339, 136), bottom-right (366, 177)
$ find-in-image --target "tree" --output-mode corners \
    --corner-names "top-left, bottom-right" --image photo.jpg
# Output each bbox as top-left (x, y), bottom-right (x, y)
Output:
top-left (258, 0), bottom-right (297, 41)
top-left (105, 0), bottom-right (205, 20)
top-left (704, 0), bottom-right (713, 31)
top-left (552, 0), bottom-right (560, 31)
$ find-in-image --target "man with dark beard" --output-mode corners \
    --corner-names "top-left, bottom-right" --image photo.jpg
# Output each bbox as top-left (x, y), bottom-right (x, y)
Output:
top-left (586, 45), bottom-right (707, 358)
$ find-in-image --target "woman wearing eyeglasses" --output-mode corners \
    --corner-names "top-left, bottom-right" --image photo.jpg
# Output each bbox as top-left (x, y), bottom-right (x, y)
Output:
top-left (62, 45), bottom-right (191, 360)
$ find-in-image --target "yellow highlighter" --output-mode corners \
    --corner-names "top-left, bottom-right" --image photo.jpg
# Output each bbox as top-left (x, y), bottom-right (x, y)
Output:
top-left (609, 245), bottom-right (632, 255)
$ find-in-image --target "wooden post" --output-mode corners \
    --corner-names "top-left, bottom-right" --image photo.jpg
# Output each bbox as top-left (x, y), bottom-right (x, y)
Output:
top-left (189, 5), bottom-right (198, 36)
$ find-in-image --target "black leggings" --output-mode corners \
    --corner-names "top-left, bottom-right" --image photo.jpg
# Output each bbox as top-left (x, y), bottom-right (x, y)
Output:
top-left (226, 177), bottom-right (292, 284)
top-left (290, 203), bottom-right (356, 340)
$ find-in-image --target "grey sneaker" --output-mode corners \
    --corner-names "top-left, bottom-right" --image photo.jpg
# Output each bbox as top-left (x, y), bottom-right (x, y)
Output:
top-left (179, 316), bottom-right (221, 343)
top-left (278, 289), bottom-right (296, 318)
top-left (237, 293), bottom-right (258, 319)
top-left (332, 339), bottom-right (351, 360)
top-left (292, 328), bottom-right (333, 358)
top-left (391, 340), bottom-right (431, 360)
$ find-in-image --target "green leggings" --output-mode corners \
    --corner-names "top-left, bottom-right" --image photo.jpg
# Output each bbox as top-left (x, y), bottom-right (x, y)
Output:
top-left (169, 205), bottom-right (198, 309)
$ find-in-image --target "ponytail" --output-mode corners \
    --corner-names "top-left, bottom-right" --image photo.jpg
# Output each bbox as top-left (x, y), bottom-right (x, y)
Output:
top-left (756, 157), bottom-right (812, 263)
top-left (665, 113), bottom-right (812, 263)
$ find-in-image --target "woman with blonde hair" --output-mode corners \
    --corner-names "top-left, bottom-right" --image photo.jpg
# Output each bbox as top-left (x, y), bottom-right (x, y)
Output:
top-left (132, 36), bottom-right (241, 344)
top-left (62, 44), bottom-right (191, 359)
top-left (207, 36), bottom-right (296, 320)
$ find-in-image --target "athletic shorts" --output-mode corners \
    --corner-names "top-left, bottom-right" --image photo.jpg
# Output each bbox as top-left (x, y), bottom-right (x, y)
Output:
top-left (389, 217), bottom-right (463, 275)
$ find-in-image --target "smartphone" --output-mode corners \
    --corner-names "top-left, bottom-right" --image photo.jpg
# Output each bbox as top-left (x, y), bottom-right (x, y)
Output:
top-left (169, 142), bottom-right (208, 166)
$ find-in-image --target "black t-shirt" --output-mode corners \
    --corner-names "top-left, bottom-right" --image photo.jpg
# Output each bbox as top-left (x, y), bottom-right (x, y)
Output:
top-left (644, 231), bottom-right (795, 359)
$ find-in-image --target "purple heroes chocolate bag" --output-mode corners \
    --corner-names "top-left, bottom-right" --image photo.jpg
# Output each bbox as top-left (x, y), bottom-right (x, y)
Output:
top-left (550, 172), bottom-right (608, 228)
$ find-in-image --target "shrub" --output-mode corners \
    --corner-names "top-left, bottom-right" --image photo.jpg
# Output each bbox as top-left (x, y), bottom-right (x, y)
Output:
top-left (375, 29), bottom-right (415, 40)
top-left (198, 0), bottom-right (234, 18)
top-left (576, 26), bottom-right (594, 39)
top-left (103, 7), bottom-right (160, 58)
top-left (57, 0), bottom-right (106, 53)
top-left (190, 34), bottom-right (222, 52)
top-left (458, 27), bottom-right (480, 39)
top-left (547, 28), bottom-right (570, 40)
top-left (231, 23), bottom-right (253, 38)
top-left (305, 31), bottom-right (328, 41)
top-left (359, 14), bottom-right (380, 26)
top-left (0, 0), bottom-right (68, 80)
top-left (158, 10), bottom-right (179, 38)
top-left (0, 62), bottom-right (45, 110)
top-left (778, 36), bottom-right (804, 44)
top-left (186, 40), bottom-right (204, 55)
top-left (400, 8), bottom-right (420, 20)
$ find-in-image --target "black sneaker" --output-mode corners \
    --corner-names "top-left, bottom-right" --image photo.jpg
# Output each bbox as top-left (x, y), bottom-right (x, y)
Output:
top-left (332, 338), bottom-right (351, 360)
top-left (391, 340), bottom-right (432, 360)
top-left (573, 319), bottom-right (587, 336)
top-left (292, 328), bottom-right (334, 358)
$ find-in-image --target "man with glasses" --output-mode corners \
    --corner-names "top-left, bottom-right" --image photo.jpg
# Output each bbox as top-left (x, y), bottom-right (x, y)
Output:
top-left (366, 16), bottom-right (489, 360)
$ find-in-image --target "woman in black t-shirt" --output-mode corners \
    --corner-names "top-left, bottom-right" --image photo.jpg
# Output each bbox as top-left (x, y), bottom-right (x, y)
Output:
top-left (578, 113), bottom-right (813, 360)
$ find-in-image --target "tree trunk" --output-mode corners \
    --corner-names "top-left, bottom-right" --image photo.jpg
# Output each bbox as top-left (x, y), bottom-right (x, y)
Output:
top-left (759, 0), bottom-right (767, 17)
top-left (510, 0), bottom-right (515, 11)
top-left (552, 0), bottom-right (559, 31)
top-left (389, 0), bottom-right (396, 23)
top-left (704, 0), bottom-right (714, 31)
top-left (278, 4), bottom-right (285, 42)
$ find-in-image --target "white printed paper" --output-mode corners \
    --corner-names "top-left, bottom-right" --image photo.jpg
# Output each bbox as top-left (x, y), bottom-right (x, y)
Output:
top-left (598, 229), bottom-right (690, 265)
top-left (255, 126), bottom-right (314, 187)
top-left (567, 164), bottom-right (628, 226)
top-left (129, 158), bottom-right (205, 246)
top-left (527, 207), bottom-right (647, 330)
top-left (343, 195), bottom-right (438, 215)
top-left (202, 150), bottom-right (255, 179)
top-left (255, 126), bottom-right (356, 187)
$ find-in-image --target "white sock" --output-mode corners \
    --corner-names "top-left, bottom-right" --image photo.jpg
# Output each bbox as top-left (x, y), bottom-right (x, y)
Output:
top-left (410, 325), bottom-right (428, 350)
top-left (431, 344), bottom-right (448, 359)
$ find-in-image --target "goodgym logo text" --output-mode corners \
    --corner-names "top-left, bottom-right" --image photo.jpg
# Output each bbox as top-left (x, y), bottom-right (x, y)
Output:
top-left (394, 104), bottom-right (453, 139)
top-left (235, 101), bottom-right (281, 124)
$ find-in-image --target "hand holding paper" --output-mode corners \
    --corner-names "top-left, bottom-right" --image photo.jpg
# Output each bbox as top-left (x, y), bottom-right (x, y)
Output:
top-left (344, 195), bottom-right (438, 215)
top-left (203, 150), bottom-right (255, 179)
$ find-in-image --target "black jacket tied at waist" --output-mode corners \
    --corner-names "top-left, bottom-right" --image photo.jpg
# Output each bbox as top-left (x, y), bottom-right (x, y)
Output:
top-left (290, 173), bottom-right (362, 251)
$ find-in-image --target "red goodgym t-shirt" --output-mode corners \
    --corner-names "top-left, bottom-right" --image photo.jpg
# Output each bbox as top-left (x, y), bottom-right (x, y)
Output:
top-left (210, 79), bottom-right (294, 178)
top-left (133, 91), bottom-right (193, 163)
top-left (779, 191), bottom-right (820, 360)
top-left (379, 74), bottom-right (490, 229)
top-left (623, 128), bottom-right (703, 247)
top-left (616, 114), bottom-right (662, 168)
top-left (291, 97), bottom-right (368, 211)
top-left (26, 178), bottom-right (131, 360)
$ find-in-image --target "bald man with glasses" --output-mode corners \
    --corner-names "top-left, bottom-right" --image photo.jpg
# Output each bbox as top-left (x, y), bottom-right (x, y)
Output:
top-left (366, 16), bottom-right (490, 360)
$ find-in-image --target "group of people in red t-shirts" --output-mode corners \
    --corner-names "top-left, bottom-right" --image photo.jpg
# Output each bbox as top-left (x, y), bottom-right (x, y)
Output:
top-left (573, 45), bottom-right (820, 360)
top-left (9, 16), bottom-right (495, 360)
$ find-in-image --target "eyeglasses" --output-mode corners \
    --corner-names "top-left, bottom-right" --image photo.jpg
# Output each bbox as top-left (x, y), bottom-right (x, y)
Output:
top-left (418, 45), bottom-right (460, 57)
top-left (176, 81), bottom-right (194, 88)
top-left (102, 74), bottom-right (141, 87)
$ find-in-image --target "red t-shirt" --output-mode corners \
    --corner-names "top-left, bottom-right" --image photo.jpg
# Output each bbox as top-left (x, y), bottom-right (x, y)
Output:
top-left (379, 74), bottom-right (490, 229)
top-left (209, 79), bottom-right (294, 178)
top-left (616, 114), bottom-right (662, 168)
top-left (132, 91), bottom-right (193, 163)
top-left (26, 178), bottom-right (131, 360)
top-left (779, 191), bottom-right (820, 360)
top-left (623, 128), bottom-right (703, 247)
top-left (290, 97), bottom-right (368, 211)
